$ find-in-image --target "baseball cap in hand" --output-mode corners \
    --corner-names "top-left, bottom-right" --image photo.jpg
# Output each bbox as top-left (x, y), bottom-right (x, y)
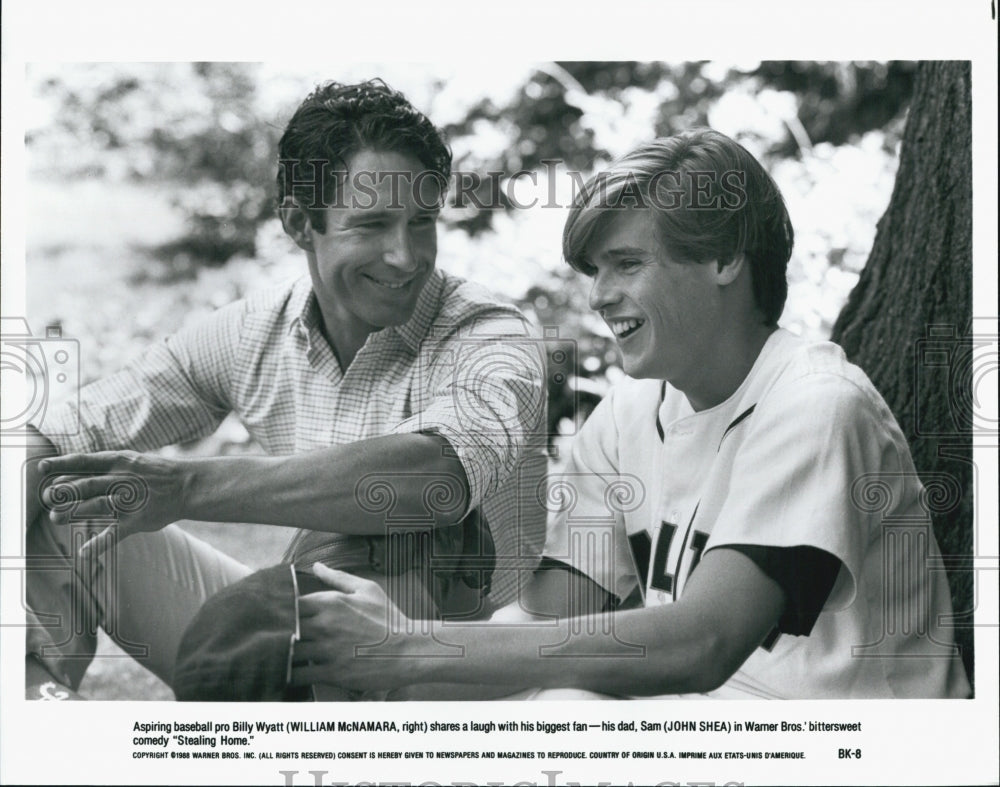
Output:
top-left (173, 564), bottom-right (326, 701)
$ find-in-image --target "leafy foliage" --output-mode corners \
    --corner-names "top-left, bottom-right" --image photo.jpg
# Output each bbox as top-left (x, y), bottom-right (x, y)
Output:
top-left (26, 61), bottom-right (917, 447)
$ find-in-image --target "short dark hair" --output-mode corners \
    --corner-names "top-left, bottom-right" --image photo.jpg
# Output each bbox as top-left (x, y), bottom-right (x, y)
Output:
top-left (562, 129), bottom-right (794, 326)
top-left (276, 79), bottom-right (452, 231)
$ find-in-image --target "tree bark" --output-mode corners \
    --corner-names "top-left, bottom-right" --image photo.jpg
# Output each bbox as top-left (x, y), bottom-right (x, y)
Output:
top-left (831, 60), bottom-right (974, 685)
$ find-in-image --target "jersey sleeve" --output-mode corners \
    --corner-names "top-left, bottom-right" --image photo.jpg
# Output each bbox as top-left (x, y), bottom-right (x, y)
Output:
top-left (540, 386), bottom-right (639, 602)
top-left (389, 312), bottom-right (547, 515)
top-left (721, 544), bottom-right (841, 635)
top-left (706, 371), bottom-right (898, 612)
top-left (35, 301), bottom-right (244, 455)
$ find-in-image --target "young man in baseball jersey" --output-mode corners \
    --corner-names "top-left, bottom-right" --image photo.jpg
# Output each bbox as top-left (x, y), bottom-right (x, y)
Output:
top-left (291, 130), bottom-right (971, 699)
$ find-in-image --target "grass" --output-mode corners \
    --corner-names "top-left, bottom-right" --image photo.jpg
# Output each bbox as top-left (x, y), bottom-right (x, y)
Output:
top-left (77, 520), bottom-right (293, 701)
top-left (27, 181), bottom-right (302, 700)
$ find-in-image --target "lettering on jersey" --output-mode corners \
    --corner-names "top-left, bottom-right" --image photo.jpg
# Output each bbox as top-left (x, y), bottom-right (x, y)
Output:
top-left (627, 531), bottom-right (652, 593)
top-left (655, 381), bottom-right (667, 441)
top-left (670, 519), bottom-right (708, 601)
top-left (648, 521), bottom-right (679, 593)
top-left (635, 505), bottom-right (712, 601)
top-left (686, 529), bottom-right (710, 582)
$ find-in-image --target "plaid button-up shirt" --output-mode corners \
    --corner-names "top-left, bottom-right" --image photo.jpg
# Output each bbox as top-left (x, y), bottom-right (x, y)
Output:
top-left (39, 270), bottom-right (548, 605)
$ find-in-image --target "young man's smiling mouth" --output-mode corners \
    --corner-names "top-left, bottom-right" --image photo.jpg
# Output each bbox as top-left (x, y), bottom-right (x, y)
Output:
top-left (609, 317), bottom-right (646, 339)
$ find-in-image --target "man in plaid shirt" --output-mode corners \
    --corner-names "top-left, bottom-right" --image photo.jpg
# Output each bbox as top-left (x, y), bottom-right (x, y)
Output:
top-left (24, 80), bottom-right (548, 698)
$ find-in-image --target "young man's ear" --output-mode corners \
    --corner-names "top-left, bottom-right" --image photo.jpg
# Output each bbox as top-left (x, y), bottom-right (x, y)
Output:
top-left (279, 198), bottom-right (315, 252)
top-left (715, 253), bottom-right (748, 286)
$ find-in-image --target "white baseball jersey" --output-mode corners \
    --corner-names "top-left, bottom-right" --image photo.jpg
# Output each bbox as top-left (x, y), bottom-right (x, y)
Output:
top-left (543, 329), bottom-right (970, 698)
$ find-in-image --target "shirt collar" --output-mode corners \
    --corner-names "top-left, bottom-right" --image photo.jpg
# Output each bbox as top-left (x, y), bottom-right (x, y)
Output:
top-left (289, 270), bottom-right (445, 353)
top-left (391, 269), bottom-right (445, 353)
top-left (287, 276), bottom-right (319, 334)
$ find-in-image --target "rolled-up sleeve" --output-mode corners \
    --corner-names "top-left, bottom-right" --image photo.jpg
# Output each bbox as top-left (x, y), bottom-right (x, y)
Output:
top-left (390, 313), bottom-right (547, 513)
top-left (35, 302), bottom-right (245, 455)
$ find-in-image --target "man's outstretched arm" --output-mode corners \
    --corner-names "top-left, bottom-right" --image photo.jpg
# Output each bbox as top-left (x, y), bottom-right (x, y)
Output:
top-left (39, 432), bottom-right (469, 556)
top-left (290, 547), bottom-right (786, 697)
top-left (36, 310), bottom-right (545, 557)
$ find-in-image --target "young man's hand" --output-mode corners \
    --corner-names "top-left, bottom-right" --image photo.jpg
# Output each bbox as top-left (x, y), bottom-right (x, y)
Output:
top-left (290, 564), bottom-right (419, 692)
top-left (38, 450), bottom-right (193, 558)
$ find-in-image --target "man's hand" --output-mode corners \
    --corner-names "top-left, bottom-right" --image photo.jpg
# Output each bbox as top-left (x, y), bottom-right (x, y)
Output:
top-left (38, 450), bottom-right (192, 558)
top-left (23, 426), bottom-right (59, 533)
top-left (290, 564), bottom-right (416, 692)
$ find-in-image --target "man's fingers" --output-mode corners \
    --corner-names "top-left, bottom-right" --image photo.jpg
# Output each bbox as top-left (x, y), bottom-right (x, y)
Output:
top-left (292, 640), bottom-right (337, 663)
top-left (39, 452), bottom-right (124, 475)
top-left (309, 563), bottom-right (371, 593)
top-left (297, 590), bottom-right (366, 620)
top-left (42, 475), bottom-right (116, 506)
top-left (297, 593), bottom-right (339, 618)
top-left (48, 495), bottom-right (117, 523)
top-left (297, 566), bottom-right (385, 616)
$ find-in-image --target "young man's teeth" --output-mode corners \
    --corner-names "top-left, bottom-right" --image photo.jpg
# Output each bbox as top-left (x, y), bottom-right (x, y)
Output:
top-left (611, 318), bottom-right (643, 337)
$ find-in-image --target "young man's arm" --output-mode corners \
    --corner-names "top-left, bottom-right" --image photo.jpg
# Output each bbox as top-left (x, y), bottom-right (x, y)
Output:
top-left (290, 547), bottom-right (785, 696)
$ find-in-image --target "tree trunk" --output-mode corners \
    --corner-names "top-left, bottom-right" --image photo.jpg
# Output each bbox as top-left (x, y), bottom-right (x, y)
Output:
top-left (831, 60), bottom-right (974, 686)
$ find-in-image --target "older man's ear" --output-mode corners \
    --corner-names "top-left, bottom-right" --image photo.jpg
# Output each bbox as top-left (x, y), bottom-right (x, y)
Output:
top-left (279, 198), bottom-right (315, 252)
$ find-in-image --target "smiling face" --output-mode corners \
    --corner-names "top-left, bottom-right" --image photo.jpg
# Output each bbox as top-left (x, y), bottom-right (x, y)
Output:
top-left (304, 149), bottom-right (440, 358)
top-left (585, 208), bottom-right (725, 392)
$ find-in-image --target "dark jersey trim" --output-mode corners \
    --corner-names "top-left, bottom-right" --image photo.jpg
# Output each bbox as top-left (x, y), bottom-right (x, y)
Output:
top-left (655, 381), bottom-right (667, 441)
top-left (718, 404), bottom-right (756, 451)
top-left (711, 544), bottom-right (842, 637)
top-left (535, 557), bottom-right (619, 612)
top-left (760, 626), bottom-right (782, 651)
top-left (672, 503), bottom-right (701, 601)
